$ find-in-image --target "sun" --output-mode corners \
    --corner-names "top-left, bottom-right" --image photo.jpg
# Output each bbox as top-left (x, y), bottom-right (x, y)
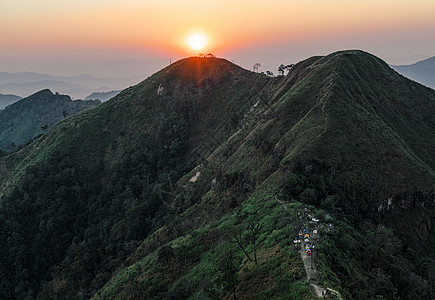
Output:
top-left (186, 32), bottom-right (208, 51)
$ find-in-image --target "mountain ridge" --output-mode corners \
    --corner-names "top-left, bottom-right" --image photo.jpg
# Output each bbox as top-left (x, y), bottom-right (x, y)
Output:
top-left (392, 56), bottom-right (435, 89)
top-left (0, 93), bottom-right (22, 110)
top-left (84, 90), bottom-right (121, 101)
top-left (0, 89), bottom-right (100, 152)
top-left (0, 50), bottom-right (433, 299)
top-left (0, 71), bottom-right (147, 99)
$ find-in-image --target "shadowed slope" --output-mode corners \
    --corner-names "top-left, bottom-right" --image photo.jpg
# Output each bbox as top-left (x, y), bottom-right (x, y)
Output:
top-left (0, 89), bottom-right (99, 152)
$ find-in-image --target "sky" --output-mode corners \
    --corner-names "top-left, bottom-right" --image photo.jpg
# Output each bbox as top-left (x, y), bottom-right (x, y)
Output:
top-left (1, 0), bottom-right (435, 77)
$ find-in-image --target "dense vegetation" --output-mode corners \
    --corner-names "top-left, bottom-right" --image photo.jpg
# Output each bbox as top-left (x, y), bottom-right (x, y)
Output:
top-left (0, 51), bottom-right (433, 299)
top-left (285, 160), bottom-right (434, 299)
top-left (94, 159), bottom-right (434, 300)
top-left (0, 110), bottom-right (190, 298)
top-left (0, 89), bottom-right (100, 151)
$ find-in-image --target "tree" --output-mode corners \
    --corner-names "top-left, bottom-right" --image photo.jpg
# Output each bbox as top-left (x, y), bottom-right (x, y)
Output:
top-left (300, 188), bottom-right (317, 205)
top-left (278, 64), bottom-right (294, 75)
top-left (62, 110), bottom-right (68, 118)
top-left (285, 64), bottom-right (294, 72)
top-left (278, 64), bottom-right (285, 75)
top-left (246, 222), bottom-right (262, 265)
top-left (253, 63), bottom-right (261, 73)
top-left (232, 229), bottom-right (252, 263)
top-left (419, 258), bottom-right (435, 293)
top-left (266, 71), bottom-right (274, 76)
top-left (368, 268), bottom-right (397, 298)
top-left (232, 221), bottom-right (262, 265)
top-left (217, 250), bottom-right (239, 300)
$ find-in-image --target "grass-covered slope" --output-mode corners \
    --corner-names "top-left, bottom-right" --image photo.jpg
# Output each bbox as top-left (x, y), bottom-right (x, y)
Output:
top-left (0, 89), bottom-right (100, 152)
top-left (95, 190), bottom-right (316, 300)
top-left (96, 51), bottom-right (435, 299)
top-left (167, 50), bottom-right (434, 223)
top-left (0, 58), bottom-right (271, 299)
top-left (0, 51), bottom-right (433, 299)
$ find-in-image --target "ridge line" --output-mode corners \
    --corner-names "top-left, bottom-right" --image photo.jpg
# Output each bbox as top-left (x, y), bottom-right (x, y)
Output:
top-left (290, 56), bottom-right (342, 158)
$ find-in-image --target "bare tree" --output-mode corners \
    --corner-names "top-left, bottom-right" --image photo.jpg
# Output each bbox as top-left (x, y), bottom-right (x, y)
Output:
top-left (232, 221), bottom-right (262, 265)
top-left (253, 63), bottom-right (261, 73)
top-left (232, 229), bottom-right (252, 262)
top-left (246, 222), bottom-right (262, 265)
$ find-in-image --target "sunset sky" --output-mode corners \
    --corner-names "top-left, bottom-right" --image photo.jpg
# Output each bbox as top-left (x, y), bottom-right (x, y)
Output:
top-left (1, 0), bottom-right (435, 76)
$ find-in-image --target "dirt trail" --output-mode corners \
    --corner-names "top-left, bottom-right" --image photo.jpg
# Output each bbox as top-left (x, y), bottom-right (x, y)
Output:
top-left (299, 248), bottom-right (324, 298)
top-left (326, 288), bottom-right (343, 300)
top-left (275, 196), bottom-right (287, 210)
top-left (294, 207), bottom-right (344, 299)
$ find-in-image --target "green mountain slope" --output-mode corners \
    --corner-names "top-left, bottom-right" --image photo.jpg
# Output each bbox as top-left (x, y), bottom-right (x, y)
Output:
top-left (0, 51), bottom-right (433, 300)
top-left (0, 58), bottom-right (271, 299)
top-left (0, 89), bottom-right (100, 152)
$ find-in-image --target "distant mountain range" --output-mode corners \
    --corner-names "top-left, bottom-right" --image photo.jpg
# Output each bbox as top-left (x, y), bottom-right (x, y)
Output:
top-left (0, 89), bottom-right (100, 151)
top-left (391, 56), bottom-right (435, 89)
top-left (84, 90), bottom-right (121, 102)
top-left (0, 94), bottom-right (21, 110)
top-left (0, 72), bottom-right (145, 99)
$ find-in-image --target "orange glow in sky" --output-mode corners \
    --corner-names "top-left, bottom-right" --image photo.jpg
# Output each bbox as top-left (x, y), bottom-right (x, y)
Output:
top-left (1, 0), bottom-right (435, 74)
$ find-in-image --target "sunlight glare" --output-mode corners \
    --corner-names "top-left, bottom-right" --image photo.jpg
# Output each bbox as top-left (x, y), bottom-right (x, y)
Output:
top-left (187, 32), bottom-right (208, 51)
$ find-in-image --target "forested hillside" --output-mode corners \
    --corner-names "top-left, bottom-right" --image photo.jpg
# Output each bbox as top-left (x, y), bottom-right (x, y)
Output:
top-left (0, 51), bottom-right (433, 299)
top-left (0, 89), bottom-right (100, 152)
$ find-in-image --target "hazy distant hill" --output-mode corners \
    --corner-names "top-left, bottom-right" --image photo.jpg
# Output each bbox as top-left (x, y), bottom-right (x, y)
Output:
top-left (1, 58), bottom-right (169, 78)
top-left (0, 51), bottom-right (433, 300)
top-left (0, 93), bottom-right (21, 109)
top-left (84, 90), bottom-right (121, 101)
top-left (0, 89), bottom-right (100, 151)
top-left (392, 56), bottom-right (435, 89)
top-left (0, 71), bottom-right (145, 99)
